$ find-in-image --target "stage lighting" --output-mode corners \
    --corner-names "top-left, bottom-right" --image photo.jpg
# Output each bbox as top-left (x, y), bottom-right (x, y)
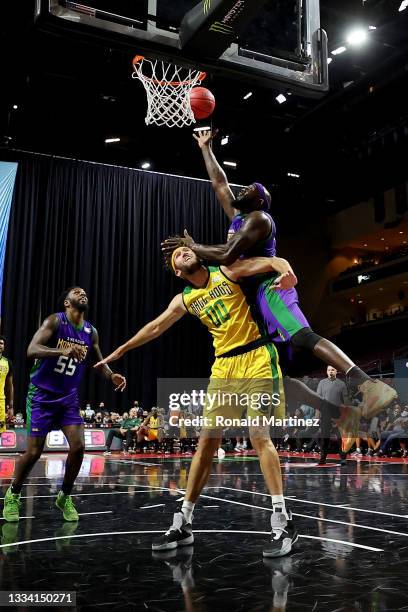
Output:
top-left (346, 29), bottom-right (368, 46)
top-left (332, 46), bottom-right (346, 56)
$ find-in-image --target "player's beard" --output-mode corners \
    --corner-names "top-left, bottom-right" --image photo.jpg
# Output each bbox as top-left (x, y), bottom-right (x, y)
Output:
top-left (179, 259), bottom-right (202, 276)
top-left (70, 298), bottom-right (89, 313)
top-left (232, 193), bottom-right (257, 213)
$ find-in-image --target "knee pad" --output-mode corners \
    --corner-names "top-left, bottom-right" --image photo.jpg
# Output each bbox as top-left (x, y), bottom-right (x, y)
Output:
top-left (291, 327), bottom-right (321, 351)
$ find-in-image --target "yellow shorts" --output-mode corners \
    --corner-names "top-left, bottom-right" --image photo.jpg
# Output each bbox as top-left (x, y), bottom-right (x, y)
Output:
top-left (0, 399), bottom-right (5, 433)
top-left (203, 344), bottom-right (285, 429)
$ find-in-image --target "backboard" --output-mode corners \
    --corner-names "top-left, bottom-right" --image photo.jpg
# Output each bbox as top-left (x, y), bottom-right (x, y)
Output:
top-left (34, 0), bottom-right (328, 97)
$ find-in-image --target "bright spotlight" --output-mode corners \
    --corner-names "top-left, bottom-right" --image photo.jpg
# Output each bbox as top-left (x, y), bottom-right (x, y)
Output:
top-left (346, 29), bottom-right (368, 46)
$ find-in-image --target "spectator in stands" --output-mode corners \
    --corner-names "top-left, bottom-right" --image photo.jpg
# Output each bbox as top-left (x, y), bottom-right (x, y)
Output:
top-left (84, 403), bottom-right (95, 424)
top-left (300, 403), bottom-right (315, 420)
top-left (379, 404), bottom-right (408, 456)
top-left (317, 366), bottom-right (349, 465)
top-left (104, 408), bottom-right (141, 455)
top-left (366, 415), bottom-right (382, 456)
top-left (131, 400), bottom-right (141, 413)
top-left (102, 412), bottom-right (112, 427)
top-left (94, 412), bottom-right (103, 426)
top-left (295, 405), bottom-right (318, 452)
top-left (235, 436), bottom-right (248, 452)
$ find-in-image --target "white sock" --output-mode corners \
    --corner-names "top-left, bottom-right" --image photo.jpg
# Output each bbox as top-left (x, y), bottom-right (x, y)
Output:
top-left (272, 494), bottom-right (288, 518)
top-left (181, 500), bottom-right (195, 524)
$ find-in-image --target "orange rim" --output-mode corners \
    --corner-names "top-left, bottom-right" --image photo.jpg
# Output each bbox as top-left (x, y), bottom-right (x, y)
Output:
top-left (132, 55), bottom-right (206, 87)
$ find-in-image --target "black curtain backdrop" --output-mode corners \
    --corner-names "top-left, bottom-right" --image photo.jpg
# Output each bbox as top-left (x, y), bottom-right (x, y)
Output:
top-left (2, 153), bottom-right (233, 413)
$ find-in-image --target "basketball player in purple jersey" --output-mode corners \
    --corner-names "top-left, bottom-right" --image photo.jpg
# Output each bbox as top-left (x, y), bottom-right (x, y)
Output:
top-left (162, 130), bottom-right (396, 425)
top-left (2, 287), bottom-right (126, 523)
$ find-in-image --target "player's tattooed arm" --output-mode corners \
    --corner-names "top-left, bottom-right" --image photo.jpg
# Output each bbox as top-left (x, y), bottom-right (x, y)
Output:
top-left (27, 314), bottom-right (84, 361)
top-left (91, 328), bottom-right (126, 392)
top-left (94, 294), bottom-right (186, 367)
top-left (180, 211), bottom-right (271, 266)
top-left (193, 129), bottom-right (236, 220)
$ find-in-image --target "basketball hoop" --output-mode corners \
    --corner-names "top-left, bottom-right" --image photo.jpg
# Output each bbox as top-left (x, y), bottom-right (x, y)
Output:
top-left (132, 55), bottom-right (206, 128)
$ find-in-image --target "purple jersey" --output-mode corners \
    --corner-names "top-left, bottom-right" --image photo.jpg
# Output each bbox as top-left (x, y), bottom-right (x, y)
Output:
top-left (228, 211), bottom-right (309, 342)
top-left (228, 212), bottom-right (277, 258)
top-left (30, 312), bottom-right (94, 396)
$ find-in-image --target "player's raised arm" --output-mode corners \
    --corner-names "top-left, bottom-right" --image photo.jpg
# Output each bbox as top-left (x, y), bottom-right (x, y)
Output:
top-left (223, 257), bottom-right (297, 290)
top-left (94, 294), bottom-right (187, 367)
top-left (27, 315), bottom-right (85, 361)
top-left (193, 130), bottom-right (236, 220)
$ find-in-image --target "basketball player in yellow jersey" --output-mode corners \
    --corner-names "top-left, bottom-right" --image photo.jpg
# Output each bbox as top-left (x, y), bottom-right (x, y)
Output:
top-left (137, 408), bottom-right (162, 451)
top-left (96, 247), bottom-right (298, 558)
top-left (0, 336), bottom-right (14, 433)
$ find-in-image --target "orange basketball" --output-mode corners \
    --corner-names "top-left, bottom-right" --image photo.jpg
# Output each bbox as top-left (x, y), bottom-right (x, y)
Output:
top-left (189, 87), bottom-right (216, 119)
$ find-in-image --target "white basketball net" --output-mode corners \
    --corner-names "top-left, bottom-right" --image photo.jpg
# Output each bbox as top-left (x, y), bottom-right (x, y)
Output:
top-left (132, 56), bottom-right (206, 128)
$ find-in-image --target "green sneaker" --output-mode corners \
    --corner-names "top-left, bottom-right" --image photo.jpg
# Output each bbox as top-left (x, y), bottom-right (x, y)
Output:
top-left (3, 487), bottom-right (22, 522)
top-left (55, 492), bottom-right (79, 522)
top-left (1, 522), bottom-right (19, 554)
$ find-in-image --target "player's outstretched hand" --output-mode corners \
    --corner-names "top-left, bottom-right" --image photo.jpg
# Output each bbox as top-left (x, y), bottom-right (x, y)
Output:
top-left (192, 129), bottom-right (218, 149)
top-left (270, 271), bottom-right (298, 291)
top-left (161, 230), bottom-right (196, 258)
top-left (161, 236), bottom-right (182, 257)
top-left (112, 373), bottom-right (126, 392)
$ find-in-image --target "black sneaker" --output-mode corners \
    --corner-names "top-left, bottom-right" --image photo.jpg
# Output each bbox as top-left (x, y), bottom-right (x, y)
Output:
top-left (152, 512), bottom-right (194, 551)
top-left (263, 510), bottom-right (298, 558)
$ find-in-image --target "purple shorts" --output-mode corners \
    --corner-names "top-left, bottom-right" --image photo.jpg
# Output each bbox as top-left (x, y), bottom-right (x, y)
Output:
top-left (257, 285), bottom-right (310, 343)
top-left (26, 383), bottom-right (84, 437)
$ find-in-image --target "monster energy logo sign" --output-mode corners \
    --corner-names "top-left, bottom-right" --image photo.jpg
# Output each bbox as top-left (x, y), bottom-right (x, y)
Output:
top-left (208, 0), bottom-right (246, 35)
top-left (209, 21), bottom-right (234, 34)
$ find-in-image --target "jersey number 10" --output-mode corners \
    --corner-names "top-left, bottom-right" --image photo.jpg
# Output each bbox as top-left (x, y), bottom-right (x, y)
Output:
top-left (54, 356), bottom-right (77, 376)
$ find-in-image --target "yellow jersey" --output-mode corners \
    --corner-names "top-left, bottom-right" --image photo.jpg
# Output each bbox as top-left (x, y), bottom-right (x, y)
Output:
top-left (0, 356), bottom-right (12, 401)
top-left (148, 416), bottom-right (159, 429)
top-left (182, 266), bottom-right (261, 357)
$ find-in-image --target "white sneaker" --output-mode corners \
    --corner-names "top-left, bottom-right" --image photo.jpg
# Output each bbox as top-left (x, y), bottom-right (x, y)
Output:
top-left (217, 448), bottom-right (226, 460)
top-left (103, 450), bottom-right (111, 455)
top-left (234, 444), bottom-right (242, 452)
